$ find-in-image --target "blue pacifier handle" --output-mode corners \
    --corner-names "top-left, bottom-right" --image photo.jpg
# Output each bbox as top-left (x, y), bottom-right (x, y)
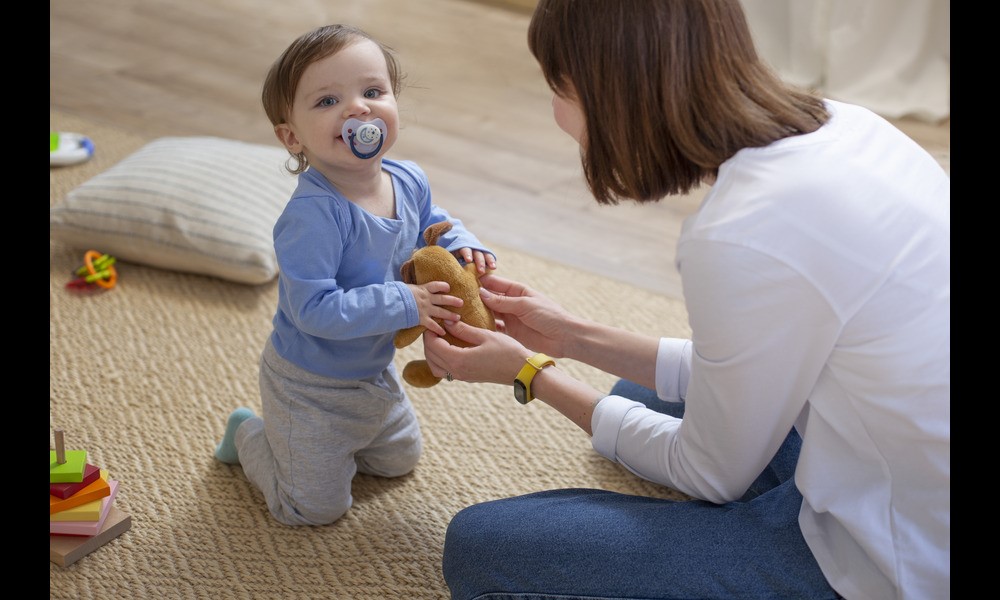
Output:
top-left (342, 118), bottom-right (387, 159)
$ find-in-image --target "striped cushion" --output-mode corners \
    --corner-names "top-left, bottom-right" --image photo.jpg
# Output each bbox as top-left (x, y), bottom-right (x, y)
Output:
top-left (50, 137), bottom-right (296, 284)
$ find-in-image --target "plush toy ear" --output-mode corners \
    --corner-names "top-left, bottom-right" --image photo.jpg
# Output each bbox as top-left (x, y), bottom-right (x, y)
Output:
top-left (400, 259), bottom-right (416, 284)
top-left (394, 258), bottom-right (422, 349)
top-left (423, 221), bottom-right (453, 246)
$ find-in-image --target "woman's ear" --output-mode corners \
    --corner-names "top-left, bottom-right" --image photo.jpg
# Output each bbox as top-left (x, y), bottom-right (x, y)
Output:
top-left (274, 123), bottom-right (301, 154)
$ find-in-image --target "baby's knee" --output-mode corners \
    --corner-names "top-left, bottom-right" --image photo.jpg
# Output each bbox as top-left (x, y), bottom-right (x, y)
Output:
top-left (274, 493), bottom-right (352, 527)
top-left (357, 455), bottom-right (419, 478)
top-left (356, 441), bottom-right (422, 477)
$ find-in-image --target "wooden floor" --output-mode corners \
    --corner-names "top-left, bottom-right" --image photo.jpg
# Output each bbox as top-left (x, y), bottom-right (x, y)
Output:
top-left (50, 0), bottom-right (950, 300)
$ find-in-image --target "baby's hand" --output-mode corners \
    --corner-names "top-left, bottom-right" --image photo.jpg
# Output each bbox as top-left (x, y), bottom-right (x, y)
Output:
top-left (453, 248), bottom-right (498, 275)
top-left (408, 281), bottom-right (464, 337)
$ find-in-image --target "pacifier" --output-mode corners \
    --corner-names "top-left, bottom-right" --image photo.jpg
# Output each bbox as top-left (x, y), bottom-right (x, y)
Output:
top-left (341, 118), bottom-right (387, 159)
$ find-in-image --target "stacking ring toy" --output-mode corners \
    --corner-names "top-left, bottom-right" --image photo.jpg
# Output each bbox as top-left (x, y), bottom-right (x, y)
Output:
top-left (66, 250), bottom-right (118, 291)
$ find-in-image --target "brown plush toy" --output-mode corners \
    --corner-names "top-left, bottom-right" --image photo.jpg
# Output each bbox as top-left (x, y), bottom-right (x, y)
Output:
top-left (393, 221), bottom-right (496, 388)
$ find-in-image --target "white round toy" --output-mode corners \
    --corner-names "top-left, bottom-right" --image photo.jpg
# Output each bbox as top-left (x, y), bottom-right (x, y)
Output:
top-left (50, 131), bottom-right (95, 167)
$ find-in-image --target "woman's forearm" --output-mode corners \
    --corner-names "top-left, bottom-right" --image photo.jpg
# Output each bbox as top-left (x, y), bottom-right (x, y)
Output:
top-left (528, 364), bottom-right (605, 436)
top-left (561, 315), bottom-right (660, 391)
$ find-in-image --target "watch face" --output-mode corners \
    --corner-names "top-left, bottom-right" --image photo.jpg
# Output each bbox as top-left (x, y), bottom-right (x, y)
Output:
top-left (514, 380), bottom-right (529, 404)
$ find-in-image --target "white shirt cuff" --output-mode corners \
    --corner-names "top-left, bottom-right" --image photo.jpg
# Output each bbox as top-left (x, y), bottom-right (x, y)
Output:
top-left (591, 395), bottom-right (645, 462)
top-left (655, 337), bottom-right (692, 403)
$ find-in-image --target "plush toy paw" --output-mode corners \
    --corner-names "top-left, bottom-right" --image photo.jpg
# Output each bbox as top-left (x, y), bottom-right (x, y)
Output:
top-left (400, 359), bottom-right (442, 388)
top-left (393, 222), bottom-right (496, 387)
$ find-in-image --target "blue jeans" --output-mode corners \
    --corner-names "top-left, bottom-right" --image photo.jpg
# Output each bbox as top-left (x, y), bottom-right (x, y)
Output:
top-left (442, 379), bottom-right (840, 600)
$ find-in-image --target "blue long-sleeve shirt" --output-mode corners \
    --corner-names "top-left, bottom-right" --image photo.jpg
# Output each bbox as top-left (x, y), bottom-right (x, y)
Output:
top-left (269, 159), bottom-right (491, 380)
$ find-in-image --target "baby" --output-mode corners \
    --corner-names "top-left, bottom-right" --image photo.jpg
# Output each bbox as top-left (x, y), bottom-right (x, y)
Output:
top-left (214, 24), bottom-right (495, 526)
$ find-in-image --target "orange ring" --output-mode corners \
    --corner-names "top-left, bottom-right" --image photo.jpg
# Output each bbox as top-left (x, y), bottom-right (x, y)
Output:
top-left (84, 250), bottom-right (118, 289)
top-left (95, 266), bottom-right (117, 289)
top-left (83, 250), bottom-right (101, 275)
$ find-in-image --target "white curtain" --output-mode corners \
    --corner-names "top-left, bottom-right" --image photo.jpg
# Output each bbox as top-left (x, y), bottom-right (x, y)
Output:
top-left (741, 0), bottom-right (950, 123)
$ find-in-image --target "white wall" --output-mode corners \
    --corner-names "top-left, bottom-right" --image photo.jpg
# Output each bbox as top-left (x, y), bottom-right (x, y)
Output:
top-left (742, 0), bottom-right (950, 123)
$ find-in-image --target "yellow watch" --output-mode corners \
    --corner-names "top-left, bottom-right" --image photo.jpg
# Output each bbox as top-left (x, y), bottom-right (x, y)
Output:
top-left (513, 353), bottom-right (556, 404)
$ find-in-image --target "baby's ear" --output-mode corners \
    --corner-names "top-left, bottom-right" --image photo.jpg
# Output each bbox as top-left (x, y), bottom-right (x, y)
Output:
top-left (273, 123), bottom-right (301, 153)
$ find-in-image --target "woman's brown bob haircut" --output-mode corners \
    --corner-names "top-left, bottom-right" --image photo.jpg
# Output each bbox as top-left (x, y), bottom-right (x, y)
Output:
top-left (528, 0), bottom-right (829, 204)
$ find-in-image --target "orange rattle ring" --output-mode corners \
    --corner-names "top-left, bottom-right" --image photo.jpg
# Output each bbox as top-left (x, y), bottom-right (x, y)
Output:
top-left (83, 249), bottom-right (118, 289)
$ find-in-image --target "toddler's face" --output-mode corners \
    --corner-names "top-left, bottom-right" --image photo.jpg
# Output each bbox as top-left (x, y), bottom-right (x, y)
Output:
top-left (278, 39), bottom-right (399, 170)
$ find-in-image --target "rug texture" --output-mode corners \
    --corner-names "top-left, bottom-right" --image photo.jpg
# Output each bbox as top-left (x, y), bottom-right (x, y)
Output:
top-left (49, 110), bottom-right (692, 599)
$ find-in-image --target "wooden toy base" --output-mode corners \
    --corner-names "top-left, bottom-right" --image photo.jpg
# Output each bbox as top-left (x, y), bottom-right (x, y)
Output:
top-left (50, 506), bottom-right (131, 567)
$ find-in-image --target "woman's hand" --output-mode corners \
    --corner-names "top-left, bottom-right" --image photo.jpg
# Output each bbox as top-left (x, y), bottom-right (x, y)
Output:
top-left (422, 320), bottom-right (530, 385)
top-left (425, 317), bottom-right (605, 436)
top-left (477, 274), bottom-right (579, 358)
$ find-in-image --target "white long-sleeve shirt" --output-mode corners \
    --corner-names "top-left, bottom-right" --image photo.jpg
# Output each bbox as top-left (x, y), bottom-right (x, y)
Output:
top-left (591, 100), bottom-right (949, 600)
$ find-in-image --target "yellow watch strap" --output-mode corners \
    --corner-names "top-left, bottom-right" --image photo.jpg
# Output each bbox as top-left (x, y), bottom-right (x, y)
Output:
top-left (515, 353), bottom-right (556, 403)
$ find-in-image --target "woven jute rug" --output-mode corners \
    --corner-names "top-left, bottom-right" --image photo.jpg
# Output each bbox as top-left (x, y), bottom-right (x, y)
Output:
top-left (49, 110), bottom-right (692, 600)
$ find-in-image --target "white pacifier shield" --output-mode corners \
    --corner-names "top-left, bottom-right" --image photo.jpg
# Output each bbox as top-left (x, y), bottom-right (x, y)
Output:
top-left (341, 118), bottom-right (387, 158)
top-left (356, 123), bottom-right (381, 145)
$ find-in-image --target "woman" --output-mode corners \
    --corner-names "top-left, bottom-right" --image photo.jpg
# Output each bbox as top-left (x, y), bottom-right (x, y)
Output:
top-left (424, 1), bottom-right (950, 598)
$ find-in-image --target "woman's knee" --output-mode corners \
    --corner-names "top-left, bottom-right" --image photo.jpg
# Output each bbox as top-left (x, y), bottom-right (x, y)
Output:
top-left (443, 503), bottom-right (488, 558)
top-left (442, 503), bottom-right (498, 597)
top-left (443, 498), bottom-right (544, 576)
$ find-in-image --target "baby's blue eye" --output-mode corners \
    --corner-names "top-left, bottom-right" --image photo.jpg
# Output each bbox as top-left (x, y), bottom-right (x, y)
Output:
top-left (364, 89), bottom-right (381, 99)
top-left (318, 97), bottom-right (337, 107)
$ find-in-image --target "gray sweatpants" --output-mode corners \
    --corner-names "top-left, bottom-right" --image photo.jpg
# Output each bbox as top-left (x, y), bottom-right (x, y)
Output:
top-left (236, 339), bottom-right (423, 526)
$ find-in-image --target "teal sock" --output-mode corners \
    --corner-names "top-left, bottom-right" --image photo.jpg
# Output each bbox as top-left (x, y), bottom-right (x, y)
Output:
top-left (214, 407), bottom-right (255, 464)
